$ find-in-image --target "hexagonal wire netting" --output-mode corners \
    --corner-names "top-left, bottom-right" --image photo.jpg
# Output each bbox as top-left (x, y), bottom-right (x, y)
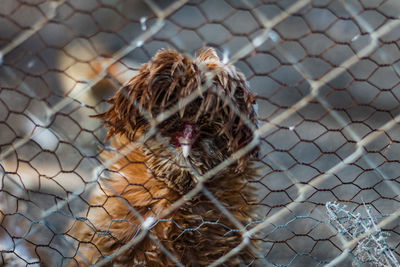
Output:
top-left (1, 0), bottom-right (400, 266)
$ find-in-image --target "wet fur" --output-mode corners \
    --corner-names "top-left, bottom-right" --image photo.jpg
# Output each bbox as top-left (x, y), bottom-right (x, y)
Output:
top-left (68, 48), bottom-right (259, 266)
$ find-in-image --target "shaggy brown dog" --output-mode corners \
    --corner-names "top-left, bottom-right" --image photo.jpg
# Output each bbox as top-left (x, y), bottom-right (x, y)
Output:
top-left (67, 48), bottom-right (259, 266)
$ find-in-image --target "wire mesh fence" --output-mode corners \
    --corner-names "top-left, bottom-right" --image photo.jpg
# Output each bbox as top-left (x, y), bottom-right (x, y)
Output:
top-left (1, 0), bottom-right (400, 266)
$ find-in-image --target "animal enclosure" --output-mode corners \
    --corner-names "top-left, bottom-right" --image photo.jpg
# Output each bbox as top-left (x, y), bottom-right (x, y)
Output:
top-left (0, 0), bottom-right (400, 266)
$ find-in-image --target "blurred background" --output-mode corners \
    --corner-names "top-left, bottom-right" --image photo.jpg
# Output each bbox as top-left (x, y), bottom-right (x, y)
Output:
top-left (1, 0), bottom-right (400, 266)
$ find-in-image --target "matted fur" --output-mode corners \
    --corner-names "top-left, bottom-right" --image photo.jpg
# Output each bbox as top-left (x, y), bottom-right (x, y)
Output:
top-left (98, 48), bottom-right (256, 167)
top-left (68, 48), bottom-right (259, 266)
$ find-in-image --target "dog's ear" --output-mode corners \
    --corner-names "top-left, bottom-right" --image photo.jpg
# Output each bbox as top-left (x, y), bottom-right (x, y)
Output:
top-left (93, 81), bottom-right (147, 140)
top-left (93, 49), bottom-right (192, 140)
top-left (195, 47), bottom-right (258, 169)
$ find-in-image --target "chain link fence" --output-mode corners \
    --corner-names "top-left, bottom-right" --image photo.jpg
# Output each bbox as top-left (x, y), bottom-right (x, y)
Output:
top-left (1, 0), bottom-right (400, 266)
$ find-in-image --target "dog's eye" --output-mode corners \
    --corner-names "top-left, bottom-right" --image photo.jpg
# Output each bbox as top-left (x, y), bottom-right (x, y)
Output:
top-left (201, 139), bottom-right (216, 156)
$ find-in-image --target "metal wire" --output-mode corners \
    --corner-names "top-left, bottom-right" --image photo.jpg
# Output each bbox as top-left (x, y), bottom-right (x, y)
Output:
top-left (0, 0), bottom-right (400, 266)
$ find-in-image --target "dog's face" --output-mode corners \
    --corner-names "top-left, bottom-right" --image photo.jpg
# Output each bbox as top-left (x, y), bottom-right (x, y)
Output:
top-left (98, 48), bottom-right (258, 194)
